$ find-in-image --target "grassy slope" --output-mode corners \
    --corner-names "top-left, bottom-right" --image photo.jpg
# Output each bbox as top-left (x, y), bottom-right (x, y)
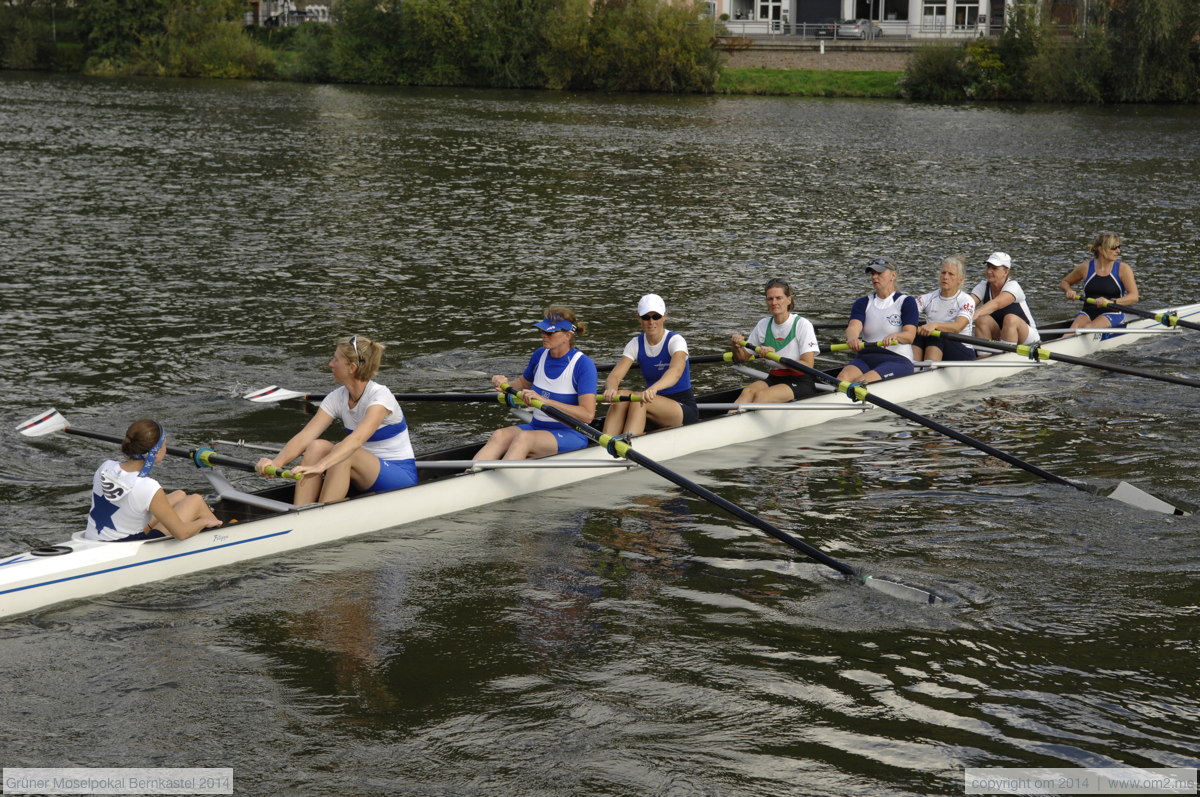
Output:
top-left (717, 68), bottom-right (903, 98)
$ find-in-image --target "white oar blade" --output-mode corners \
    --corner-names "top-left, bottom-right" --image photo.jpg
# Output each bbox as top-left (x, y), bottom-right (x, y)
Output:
top-left (862, 575), bottom-right (949, 605)
top-left (1107, 481), bottom-right (1188, 516)
top-left (243, 385), bottom-right (306, 403)
top-left (15, 409), bottom-right (69, 437)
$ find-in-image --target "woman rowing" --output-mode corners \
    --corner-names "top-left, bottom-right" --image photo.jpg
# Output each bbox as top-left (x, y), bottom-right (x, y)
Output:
top-left (1059, 231), bottom-right (1140, 334)
top-left (970, 251), bottom-right (1039, 345)
top-left (913, 254), bottom-right (976, 362)
top-left (602, 293), bottom-right (698, 437)
top-left (84, 419), bottom-right (222, 541)
top-left (838, 257), bottom-right (919, 383)
top-left (256, 335), bottom-right (417, 504)
top-left (476, 306), bottom-right (598, 460)
top-left (730, 278), bottom-right (820, 403)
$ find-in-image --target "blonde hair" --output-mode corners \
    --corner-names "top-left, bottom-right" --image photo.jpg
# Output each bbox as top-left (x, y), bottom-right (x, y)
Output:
top-left (336, 334), bottom-right (384, 381)
top-left (543, 305), bottom-right (588, 336)
top-left (939, 254), bottom-right (967, 289)
top-left (1088, 231), bottom-right (1122, 256)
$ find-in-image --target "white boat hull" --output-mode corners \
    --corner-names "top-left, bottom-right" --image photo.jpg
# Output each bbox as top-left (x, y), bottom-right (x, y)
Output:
top-left (3, 302), bottom-right (1197, 619)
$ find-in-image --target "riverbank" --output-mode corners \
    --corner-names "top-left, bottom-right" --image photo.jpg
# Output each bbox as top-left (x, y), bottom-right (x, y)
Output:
top-left (717, 68), bottom-right (904, 97)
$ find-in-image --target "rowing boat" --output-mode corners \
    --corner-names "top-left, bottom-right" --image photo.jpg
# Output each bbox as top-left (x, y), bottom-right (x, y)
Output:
top-left (3, 302), bottom-right (1198, 619)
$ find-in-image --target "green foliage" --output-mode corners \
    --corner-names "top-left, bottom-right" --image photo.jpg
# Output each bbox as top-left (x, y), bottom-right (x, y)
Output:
top-left (578, 0), bottom-right (720, 92)
top-left (329, 0), bottom-right (406, 83)
top-left (903, 0), bottom-right (1200, 103)
top-left (77, 0), bottom-right (169, 63)
top-left (900, 43), bottom-right (969, 101)
top-left (538, 0), bottom-right (591, 89)
top-left (718, 68), bottom-right (902, 98)
top-left (1, 0), bottom-right (84, 71)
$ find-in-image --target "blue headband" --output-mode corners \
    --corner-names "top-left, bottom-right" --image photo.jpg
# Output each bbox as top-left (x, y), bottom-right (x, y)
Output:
top-left (135, 423), bottom-right (166, 478)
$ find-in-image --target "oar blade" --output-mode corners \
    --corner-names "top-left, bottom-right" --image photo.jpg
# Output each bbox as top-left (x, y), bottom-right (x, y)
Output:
top-left (1107, 481), bottom-right (1188, 516)
top-left (861, 575), bottom-right (949, 605)
top-left (243, 385), bottom-right (307, 403)
top-left (15, 409), bottom-right (69, 438)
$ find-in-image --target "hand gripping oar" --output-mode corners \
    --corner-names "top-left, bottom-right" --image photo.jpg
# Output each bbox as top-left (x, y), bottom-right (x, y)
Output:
top-left (744, 349), bottom-right (1186, 516)
top-left (1082, 298), bottom-right (1200, 332)
top-left (501, 385), bottom-right (945, 604)
top-left (15, 409), bottom-right (301, 480)
top-left (929, 330), bottom-right (1200, 390)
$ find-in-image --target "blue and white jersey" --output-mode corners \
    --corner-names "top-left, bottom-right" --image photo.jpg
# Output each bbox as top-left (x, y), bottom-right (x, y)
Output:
top-left (319, 381), bottom-right (414, 462)
top-left (84, 461), bottom-right (161, 541)
top-left (523, 348), bottom-right (598, 429)
top-left (851, 292), bottom-right (919, 361)
top-left (620, 331), bottom-right (691, 394)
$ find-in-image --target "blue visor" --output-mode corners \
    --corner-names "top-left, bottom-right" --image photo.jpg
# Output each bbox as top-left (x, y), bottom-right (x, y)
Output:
top-left (533, 318), bottom-right (575, 333)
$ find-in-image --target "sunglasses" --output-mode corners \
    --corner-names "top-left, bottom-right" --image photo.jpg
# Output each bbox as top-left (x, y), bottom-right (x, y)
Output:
top-left (640, 313), bottom-right (663, 321)
top-left (349, 334), bottom-right (363, 362)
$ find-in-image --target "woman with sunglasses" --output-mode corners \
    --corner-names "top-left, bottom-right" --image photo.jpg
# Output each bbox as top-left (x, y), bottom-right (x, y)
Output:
top-left (475, 306), bottom-right (597, 460)
top-left (83, 419), bottom-right (222, 541)
top-left (1060, 232), bottom-right (1139, 334)
top-left (602, 294), bottom-right (698, 437)
top-left (256, 334), bottom-right (417, 504)
top-left (730, 278), bottom-right (821, 403)
top-left (838, 257), bottom-right (919, 383)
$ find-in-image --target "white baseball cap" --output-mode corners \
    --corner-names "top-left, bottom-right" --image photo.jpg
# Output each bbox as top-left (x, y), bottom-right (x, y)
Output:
top-left (986, 252), bottom-right (1012, 269)
top-left (637, 294), bottom-right (666, 317)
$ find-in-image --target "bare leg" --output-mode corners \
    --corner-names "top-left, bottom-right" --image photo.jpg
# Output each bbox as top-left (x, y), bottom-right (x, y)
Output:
top-left (475, 425), bottom-right (521, 460)
top-left (501, 429), bottom-right (559, 460)
top-left (294, 438), bottom-right (334, 505)
top-left (602, 398), bottom-right (631, 435)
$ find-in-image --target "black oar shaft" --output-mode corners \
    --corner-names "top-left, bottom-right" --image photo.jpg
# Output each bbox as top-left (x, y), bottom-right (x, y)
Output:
top-left (756, 351), bottom-right (1082, 492)
top-left (506, 388), bottom-right (856, 576)
top-left (63, 428), bottom-right (289, 477)
top-left (934, 330), bottom-right (1200, 389)
top-left (1084, 299), bottom-right (1200, 332)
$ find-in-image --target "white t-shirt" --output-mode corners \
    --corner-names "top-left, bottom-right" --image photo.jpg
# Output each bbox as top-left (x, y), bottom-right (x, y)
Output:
top-left (917, 289), bottom-right (976, 337)
top-left (746, 314), bottom-right (820, 361)
top-left (318, 381), bottom-right (415, 462)
top-left (84, 461), bottom-right (162, 541)
top-left (970, 278), bottom-right (1039, 344)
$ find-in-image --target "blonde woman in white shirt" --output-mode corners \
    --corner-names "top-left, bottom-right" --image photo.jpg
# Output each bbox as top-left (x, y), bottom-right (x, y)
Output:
top-left (913, 255), bottom-right (977, 362)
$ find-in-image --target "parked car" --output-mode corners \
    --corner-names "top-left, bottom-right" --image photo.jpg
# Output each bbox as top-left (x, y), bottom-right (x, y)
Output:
top-left (836, 18), bottom-right (883, 39)
top-left (812, 19), bottom-right (838, 37)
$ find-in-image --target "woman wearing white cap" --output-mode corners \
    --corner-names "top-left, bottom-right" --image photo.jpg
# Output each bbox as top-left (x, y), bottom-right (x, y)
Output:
top-left (1059, 231), bottom-right (1139, 334)
top-left (731, 278), bottom-right (821, 402)
top-left (84, 419), bottom-right (222, 541)
top-left (476, 305), bottom-right (598, 460)
top-left (970, 252), bottom-right (1039, 345)
top-left (602, 294), bottom-right (698, 437)
top-left (837, 258), bottom-right (919, 383)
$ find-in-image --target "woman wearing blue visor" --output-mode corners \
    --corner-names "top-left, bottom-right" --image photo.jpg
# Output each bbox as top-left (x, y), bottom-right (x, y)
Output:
top-left (476, 306), bottom-right (598, 460)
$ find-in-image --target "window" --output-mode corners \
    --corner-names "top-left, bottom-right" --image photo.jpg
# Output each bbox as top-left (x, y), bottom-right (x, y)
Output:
top-left (954, 2), bottom-right (980, 28)
top-left (922, 0), bottom-right (947, 30)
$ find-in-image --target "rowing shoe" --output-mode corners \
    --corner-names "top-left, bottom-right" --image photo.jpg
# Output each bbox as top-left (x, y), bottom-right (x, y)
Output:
top-left (15, 409), bottom-right (301, 480)
top-left (502, 384), bottom-right (948, 605)
top-left (744, 349), bottom-right (1186, 516)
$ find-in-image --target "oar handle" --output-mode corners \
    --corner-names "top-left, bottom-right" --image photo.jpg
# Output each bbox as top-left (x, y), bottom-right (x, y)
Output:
top-left (1083, 298), bottom-right (1200, 331)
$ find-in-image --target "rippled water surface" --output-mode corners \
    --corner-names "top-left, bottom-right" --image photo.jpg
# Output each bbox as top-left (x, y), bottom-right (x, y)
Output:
top-left (1, 72), bottom-right (1198, 795)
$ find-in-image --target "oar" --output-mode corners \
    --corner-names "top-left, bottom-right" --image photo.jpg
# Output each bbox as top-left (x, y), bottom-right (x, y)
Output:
top-left (1082, 298), bottom-right (1200, 332)
top-left (594, 353), bottom-right (730, 373)
top-left (743, 349), bottom-right (1186, 515)
top-left (930, 330), bottom-right (1200, 389)
top-left (244, 385), bottom-right (523, 405)
top-left (15, 409), bottom-right (301, 480)
top-left (501, 385), bottom-right (946, 604)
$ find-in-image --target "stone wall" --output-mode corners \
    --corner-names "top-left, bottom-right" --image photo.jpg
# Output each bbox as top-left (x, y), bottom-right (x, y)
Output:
top-left (722, 42), bottom-right (912, 72)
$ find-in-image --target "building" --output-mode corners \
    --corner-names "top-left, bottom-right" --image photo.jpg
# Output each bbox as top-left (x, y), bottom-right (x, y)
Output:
top-left (717, 0), bottom-right (1015, 37)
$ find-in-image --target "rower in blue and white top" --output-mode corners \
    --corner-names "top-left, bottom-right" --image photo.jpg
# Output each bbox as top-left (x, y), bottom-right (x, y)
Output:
top-left (971, 251), bottom-right (1039, 345)
top-left (476, 305), bottom-right (598, 460)
top-left (256, 334), bottom-right (417, 504)
top-left (913, 254), bottom-right (976, 362)
top-left (602, 293), bottom-right (698, 437)
top-left (730, 278), bottom-right (821, 402)
top-left (1059, 231), bottom-right (1140, 335)
top-left (838, 257), bottom-right (919, 383)
top-left (84, 419), bottom-right (222, 541)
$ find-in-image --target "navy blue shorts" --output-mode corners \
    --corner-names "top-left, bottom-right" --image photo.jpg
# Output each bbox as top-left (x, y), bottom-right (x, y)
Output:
top-left (847, 352), bottom-right (914, 380)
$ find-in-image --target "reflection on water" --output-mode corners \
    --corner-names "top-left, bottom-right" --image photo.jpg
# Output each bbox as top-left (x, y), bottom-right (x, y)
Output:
top-left (1, 72), bottom-right (1199, 795)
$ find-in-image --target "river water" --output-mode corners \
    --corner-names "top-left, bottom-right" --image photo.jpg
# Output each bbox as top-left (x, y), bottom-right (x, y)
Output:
top-left (1, 72), bottom-right (1198, 796)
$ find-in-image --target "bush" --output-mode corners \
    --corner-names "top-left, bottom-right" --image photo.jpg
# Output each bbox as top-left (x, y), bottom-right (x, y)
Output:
top-left (900, 43), bottom-right (969, 101)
